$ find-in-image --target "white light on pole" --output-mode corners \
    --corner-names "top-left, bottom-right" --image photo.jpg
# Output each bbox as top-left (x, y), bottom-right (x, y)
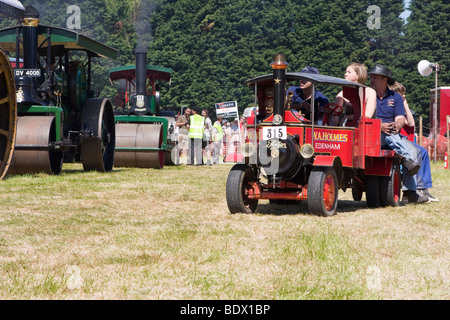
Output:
top-left (418, 59), bottom-right (440, 163)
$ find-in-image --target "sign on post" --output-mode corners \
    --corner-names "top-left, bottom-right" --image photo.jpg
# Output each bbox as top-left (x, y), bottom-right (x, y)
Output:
top-left (215, 101), bottom-right (238, 119)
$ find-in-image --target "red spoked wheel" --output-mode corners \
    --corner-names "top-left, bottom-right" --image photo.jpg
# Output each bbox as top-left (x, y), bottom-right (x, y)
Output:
top-left (308, 167), bottom-right (338, 216)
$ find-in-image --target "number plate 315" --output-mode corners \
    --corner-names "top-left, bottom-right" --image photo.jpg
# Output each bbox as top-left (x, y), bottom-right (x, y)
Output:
top-left (262, 126), bottom-right (287, 140)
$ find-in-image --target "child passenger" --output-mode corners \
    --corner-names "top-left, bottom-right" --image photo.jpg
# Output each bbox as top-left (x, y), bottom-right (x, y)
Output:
top-left (334, 62), bottom-right (377, 125)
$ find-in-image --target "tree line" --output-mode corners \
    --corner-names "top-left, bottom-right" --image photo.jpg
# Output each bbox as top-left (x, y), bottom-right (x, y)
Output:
top-left (1, 0), bottom-right (448, 133)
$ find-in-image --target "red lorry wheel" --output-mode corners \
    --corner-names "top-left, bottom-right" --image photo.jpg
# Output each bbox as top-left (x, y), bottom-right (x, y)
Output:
top-left (308, 167), bottom-right (338, 217)
top-left (365, 175), bottom-right (380, 208)
top-left (352, 180), bottom-right (363, 201)
top-left (226, 164), bottom-right (258, 214)
top-left (379, 161), bottom-right (401, 207)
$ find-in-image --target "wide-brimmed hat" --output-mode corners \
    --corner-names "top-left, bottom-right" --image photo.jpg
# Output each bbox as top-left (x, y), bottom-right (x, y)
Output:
top-left (369, 64), bottom-right (395, 85)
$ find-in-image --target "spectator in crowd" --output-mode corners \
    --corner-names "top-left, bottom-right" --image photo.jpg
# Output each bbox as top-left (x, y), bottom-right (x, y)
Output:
top-left (212, 115), bottom-right (224, 164)
top-left (230, 118), bottom-right (240, 154)
top-left (202, 109), bottom-right (213, 166)
top-left (188, 106), bottom-right (204, 165)
top-left (175, 106), bottom-right (191, 164)
top-left (222, 120), bottom-right (231, 156)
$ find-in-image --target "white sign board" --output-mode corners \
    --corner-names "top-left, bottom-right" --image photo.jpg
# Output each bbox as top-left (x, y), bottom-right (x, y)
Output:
top-left (215, 101), bottom-right (238, 119)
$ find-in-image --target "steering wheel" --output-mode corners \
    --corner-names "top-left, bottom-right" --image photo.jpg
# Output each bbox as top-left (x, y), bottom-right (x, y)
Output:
top-left (323, 103), bottom-right (344, 126)
top-left (324, 103), bottom-right (344, 115)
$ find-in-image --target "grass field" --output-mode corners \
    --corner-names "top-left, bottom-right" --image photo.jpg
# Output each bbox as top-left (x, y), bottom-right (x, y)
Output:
top-left (0, 161), bottom-right (448, 300)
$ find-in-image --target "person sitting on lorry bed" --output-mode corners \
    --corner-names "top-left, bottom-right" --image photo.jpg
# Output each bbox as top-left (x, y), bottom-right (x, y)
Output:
top-left (333, 62), bottom-right (377, 126)
top-left (369, 64), bottom-right (429, 204)
top-left (389, 81), bottom-right (438, 203)
top-left (286, 66), bottom-right (329, 122)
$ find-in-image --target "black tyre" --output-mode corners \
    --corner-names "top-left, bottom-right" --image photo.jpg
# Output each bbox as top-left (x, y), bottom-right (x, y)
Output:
top-left (379, 161), bottom-right (401, 207)
top-left (226, 164), bottom-right (258, 214)
top-left (352, 179), bottom-right (363, 201)
top-left (308, 167), bottom-right (338, 217)
top-left (365, 175), bottom-right (380, 208)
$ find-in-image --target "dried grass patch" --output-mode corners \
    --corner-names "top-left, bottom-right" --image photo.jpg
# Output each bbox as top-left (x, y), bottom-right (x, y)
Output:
top-left (0, 162), bottom-right (448, 299)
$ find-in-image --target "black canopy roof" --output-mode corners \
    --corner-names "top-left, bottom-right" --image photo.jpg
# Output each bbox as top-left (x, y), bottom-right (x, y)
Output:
top-left (245, 72), bottom-right (367, 88)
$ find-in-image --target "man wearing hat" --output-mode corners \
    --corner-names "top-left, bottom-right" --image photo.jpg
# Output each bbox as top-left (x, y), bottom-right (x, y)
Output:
top-left (369, 64), bottom-right (428, 203)
top-left (286, 66), bottom-right (329, 121)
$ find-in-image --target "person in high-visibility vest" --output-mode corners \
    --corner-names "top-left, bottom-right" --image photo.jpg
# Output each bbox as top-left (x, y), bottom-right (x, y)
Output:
top-left (212, 115), bottom-right (224, 164)
top-left (188, 106), bottom-right (205, 165)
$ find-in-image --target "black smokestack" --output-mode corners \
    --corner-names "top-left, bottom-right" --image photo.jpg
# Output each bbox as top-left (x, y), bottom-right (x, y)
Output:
top-left (271, 54), bottom-right (288, 124)
top-left (22, 6), bottom-right (40, 69)
top-left (135, 50), bottom-right (147, 95)
top-left (128, 49), bottom-right (151, 115)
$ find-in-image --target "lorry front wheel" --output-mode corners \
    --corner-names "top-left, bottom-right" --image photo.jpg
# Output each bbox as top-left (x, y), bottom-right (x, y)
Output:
top-left (226, 164), bottom-right (258, 214)
top-left (308, 167), bottom-right (338, 217)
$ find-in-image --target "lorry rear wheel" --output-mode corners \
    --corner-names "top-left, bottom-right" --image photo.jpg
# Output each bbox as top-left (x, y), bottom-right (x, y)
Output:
top-left (352, 179), bottom-right (363, 201)
top-left (379, 161), bottom-right (401, 207)
top-left (365, 175), bottom-right (380, 208)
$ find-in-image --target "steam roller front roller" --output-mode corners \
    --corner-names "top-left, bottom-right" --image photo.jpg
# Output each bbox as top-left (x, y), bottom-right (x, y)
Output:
top-left (114, 123), bottom-right (164, 169)
top-left (0, 49), bottom-right (17, 179)
top-left (80, 98), bottom-right (116, 172)
top-left (9, 116), bottom-right (63, 175)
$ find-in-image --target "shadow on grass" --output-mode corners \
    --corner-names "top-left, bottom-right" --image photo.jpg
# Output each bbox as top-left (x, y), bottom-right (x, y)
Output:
top-left (255, 199), bottom-right (370, 216)
top-left (4, 168), bottom-right (129, 179)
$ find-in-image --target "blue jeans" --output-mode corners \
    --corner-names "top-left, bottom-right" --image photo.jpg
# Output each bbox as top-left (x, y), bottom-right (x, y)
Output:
top-left (415, 144), bottom-right (432, 189)
top-left (381, 132), bottom-right (421, 191)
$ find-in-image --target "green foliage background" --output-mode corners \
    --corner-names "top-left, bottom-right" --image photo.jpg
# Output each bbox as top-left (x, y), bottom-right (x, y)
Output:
top-left (1, 0), bottom-right (449, 133)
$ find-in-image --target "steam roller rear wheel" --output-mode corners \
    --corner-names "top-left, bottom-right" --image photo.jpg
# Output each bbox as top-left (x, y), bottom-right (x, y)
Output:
top-left (80, 98), bottom-right (115, 172)
top-left (114, 122), bottom-right (164, 169)
top-left (0, 49), bottom-right (17, 179)
top-left (9, 116), bottom-right (63, 175)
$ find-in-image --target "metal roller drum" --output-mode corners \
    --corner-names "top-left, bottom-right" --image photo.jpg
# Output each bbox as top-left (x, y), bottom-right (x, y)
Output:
top-left (80, 98), bottom-right (116, 172)
top-left (0, 49), bottom-right (17, 179)
top-left (8, 116), bottom-right (63, 175)
top-left (114, 123), bottom-right (164, 169)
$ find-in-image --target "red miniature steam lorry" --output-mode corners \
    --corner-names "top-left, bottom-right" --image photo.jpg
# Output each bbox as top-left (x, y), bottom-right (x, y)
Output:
top-left (225, 54), bottom-right (402, 217)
